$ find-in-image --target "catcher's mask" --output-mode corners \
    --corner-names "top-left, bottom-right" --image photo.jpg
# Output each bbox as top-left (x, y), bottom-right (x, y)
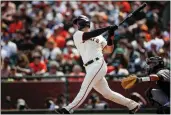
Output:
top-left (73, 15), bottom-right (90, 30)
top-left (145, 56), bottom-right (164, 75)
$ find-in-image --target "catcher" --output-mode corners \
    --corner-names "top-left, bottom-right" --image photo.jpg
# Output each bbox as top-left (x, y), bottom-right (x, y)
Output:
top-left (121, 56), bottom-right (170, 114)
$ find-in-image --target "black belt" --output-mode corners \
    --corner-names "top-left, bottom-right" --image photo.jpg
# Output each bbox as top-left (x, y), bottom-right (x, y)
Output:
top-left (84, 57), bottom-right (99, 67)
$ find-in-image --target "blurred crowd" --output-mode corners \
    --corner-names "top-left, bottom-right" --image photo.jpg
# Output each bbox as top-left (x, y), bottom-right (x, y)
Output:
top-left (3, 93), bottom-right (108, 110)
top-left (1, 1), bottom-right (170, 81)
top-left (3, 92), bottom-right (147, 110)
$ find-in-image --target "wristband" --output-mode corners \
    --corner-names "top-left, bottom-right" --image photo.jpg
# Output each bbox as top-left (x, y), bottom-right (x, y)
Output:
top-left (141, 77), bottom-right (150, 82)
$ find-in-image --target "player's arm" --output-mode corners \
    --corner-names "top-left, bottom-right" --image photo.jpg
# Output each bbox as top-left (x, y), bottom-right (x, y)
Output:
top-left (103, 29), bottom-right (114, 54)
top-left (83, 25), bottom-right (118, 41)
top-left (121, 74), bottom-right (161, 89)
top-left (138, 70), bottom-right (170, 83)
top-left (137, 74), bottom-right (160, 83)
top-left (121, 72), bottom-right (169, 89)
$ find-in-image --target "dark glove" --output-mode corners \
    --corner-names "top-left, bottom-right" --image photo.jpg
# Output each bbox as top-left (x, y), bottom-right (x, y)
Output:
top-left (107, 29), bottom-right (114, 46)
top-left (108, 25), bottom-right (118, 31)
top-left (108, 29), bottom-right (114, 36)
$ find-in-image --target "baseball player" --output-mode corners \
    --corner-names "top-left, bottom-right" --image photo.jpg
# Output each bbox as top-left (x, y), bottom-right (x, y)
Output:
top-left (55, 15), bottom-right (141, 114)
top-left (122, 56), bottom-right (170, 113)
top-left (139, 57), bottom-right (170, 113)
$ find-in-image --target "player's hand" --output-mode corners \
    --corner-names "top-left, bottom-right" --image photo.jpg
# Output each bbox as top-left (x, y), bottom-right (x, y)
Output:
top-left (108, 29), bottom-right (114, 35)
top-left (109, 25), bottom-right (118, 31)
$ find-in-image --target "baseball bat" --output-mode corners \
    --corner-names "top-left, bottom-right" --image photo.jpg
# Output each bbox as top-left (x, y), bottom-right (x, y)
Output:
top-left (118, 3), bottom-right (147, 26)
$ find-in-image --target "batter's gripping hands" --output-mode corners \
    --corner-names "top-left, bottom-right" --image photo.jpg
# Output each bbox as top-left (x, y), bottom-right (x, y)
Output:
top-left (109, 25), bottom-right (118, 31)
top-left (121, 74), bottom-right (140, 89)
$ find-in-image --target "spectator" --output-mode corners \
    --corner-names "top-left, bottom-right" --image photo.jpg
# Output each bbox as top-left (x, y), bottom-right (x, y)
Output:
top-left (1, 1), bottom-right (16, 22)
top-left (48, 24), bottom-right (67, 48)
top-left (84, 93), bottom-right (108, 109)
top-left (42, 40), bottom-right (62, 60)
top-left (29, 52), bottom-right (47, 75)
top-left (56, 94), bottom-right (67, 109)
top-left (70, 65), bottom-right (85, 76)
top-left (1, 34), bottom-right (17, 59)
top-left (11, 30), bottom-right (25, 50)
top-left (8, 14), bottom-right (24, 33)
top-left (112, 48), bottom-right (128, 69)
top-left (44, 61), bottom-right (65, 81)
top-left (9, 66), bottom-right (23, 77)
top-left (16, 53), bottom-right (31, 75)
top-left (109, 62), bottom-right (129, 76)
top-left (4, 96), bottom-right (14, 109)
top-left (61, 56), bottom-right (75, 74)
top-left (18, 34), bottom-right (35, 51)
top-left (16, 98), bottom-right (28, 111)
top-left (1, 57), bottom-right (11, 77)
top-left (45, 97), bottom-right (59, 110)
top-left (31, 28), bottom-right (47, 47)
top-left (68, 65), bottom-right (85, 82)
top-left (63, 40), bottom-right (79, 60)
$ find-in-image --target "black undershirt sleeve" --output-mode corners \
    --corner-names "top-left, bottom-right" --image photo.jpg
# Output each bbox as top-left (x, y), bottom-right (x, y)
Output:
top-left (107, 30), bottom-right (114, 46)
top-left (82, 27), bottom-right (110, 41)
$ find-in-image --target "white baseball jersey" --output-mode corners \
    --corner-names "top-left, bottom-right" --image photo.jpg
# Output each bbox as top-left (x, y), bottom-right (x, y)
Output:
top-left (64, 30), bottom-right (140, 113)
top-left (73, 30), bottom-right (107, 64)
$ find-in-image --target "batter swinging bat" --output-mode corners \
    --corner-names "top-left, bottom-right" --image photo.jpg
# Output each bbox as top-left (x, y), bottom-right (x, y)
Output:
top-left (118, 3), bottom-right (147, 26)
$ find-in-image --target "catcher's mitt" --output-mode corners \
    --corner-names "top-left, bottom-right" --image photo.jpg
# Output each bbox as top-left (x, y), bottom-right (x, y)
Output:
top-left (121, 74), bottom-right (138, 89)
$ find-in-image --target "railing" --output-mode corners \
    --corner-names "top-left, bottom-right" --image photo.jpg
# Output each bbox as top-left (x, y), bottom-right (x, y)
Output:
top-left (1, 74), bottom-right (146, 80)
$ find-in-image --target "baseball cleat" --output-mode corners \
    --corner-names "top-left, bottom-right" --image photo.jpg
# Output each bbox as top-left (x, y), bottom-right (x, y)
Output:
top-left (129, 103), bottom-right (142, 114)
top-left (55, 108), bottom-right (70, 114)
top-left (129, 103), bottom-right (143, 114)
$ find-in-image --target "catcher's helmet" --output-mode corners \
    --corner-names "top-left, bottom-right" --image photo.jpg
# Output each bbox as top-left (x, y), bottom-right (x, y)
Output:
top-left (73, 15), bottom-right (90, 30)
top-left (146, 56), bottom-right (164, 74)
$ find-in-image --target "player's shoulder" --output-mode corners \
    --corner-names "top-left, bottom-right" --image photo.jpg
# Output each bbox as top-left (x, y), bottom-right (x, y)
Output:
top-left (73, 30), bottom-right (84, 44)
top-left (157, 69), bottom-right (170, 80)
top-left (73, 30), bottom-right (84, 37)
top-left (96, 35), bottom-right (106, 41)
top-left (157, 69), bottom-right (170, 74)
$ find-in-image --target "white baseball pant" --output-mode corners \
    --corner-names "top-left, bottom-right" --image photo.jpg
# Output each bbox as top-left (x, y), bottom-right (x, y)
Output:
top-left (64, 58), bottom-right (139, 112)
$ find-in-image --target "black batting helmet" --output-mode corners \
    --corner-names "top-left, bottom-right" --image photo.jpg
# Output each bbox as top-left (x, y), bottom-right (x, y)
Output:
top-left (73, 15), bottom-right (90, 30)
top-left (145, 56), bottom-right (164, 74)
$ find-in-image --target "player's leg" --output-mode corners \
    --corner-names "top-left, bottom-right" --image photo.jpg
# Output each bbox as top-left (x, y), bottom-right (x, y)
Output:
top-left (64, 60), bottom-right (106, 112)
top-left (93, 77), bottom-right (140, 110)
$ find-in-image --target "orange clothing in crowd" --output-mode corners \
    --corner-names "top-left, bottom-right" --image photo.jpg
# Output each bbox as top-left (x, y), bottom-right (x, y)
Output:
top-left (49, 35), bottom-right (66, 48)
top-left (29, 62), bottom-right (47, 73)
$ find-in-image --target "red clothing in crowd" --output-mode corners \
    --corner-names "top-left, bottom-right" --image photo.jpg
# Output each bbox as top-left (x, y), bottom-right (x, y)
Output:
top-left (29, 62), bottom-right (47, 73)
top-left (121, 1), bottom-right (131, 13)
top-left (9, 21), bottom-right (23, 33)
